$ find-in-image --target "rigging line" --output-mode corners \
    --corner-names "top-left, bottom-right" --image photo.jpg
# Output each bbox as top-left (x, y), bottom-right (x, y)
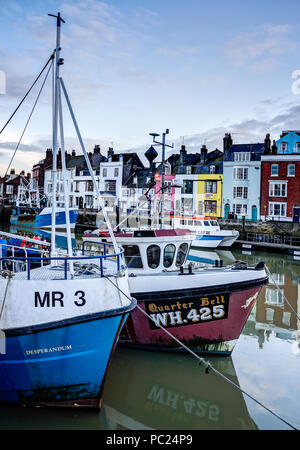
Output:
top-left (105, 275), bottom-right (298, 430)
top-left (265, 265), bottom-right (300, 322)
top-left (0, 51), bottom-right (55, 136)
top-left (4, 60), bottom-right (54, 178)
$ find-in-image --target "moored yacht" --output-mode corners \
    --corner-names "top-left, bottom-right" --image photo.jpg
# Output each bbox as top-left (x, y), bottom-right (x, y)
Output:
top-left (83, 228), bottom-right (268, 355)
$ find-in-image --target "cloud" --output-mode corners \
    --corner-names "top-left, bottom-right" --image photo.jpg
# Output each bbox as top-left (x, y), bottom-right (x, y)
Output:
top-left (225, 24), bottom-right (295, 71)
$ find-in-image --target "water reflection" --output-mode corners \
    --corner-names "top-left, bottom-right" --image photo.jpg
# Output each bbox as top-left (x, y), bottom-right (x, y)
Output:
top-left (101, 348), bottom-right (257, 430)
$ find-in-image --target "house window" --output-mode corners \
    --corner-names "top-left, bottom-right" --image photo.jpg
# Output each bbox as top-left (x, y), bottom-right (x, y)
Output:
top-left (234, 152), bottom-right (250, 162)
top-left (233, 186), bottom-right (248, 199)
top-left (233, 167), bottom-right (248, 180)
top-left (86, 181), bottom-right (93, 192)
top-left (85, 195), bottom-right (93, 207)
top-left (280, 142), bottom-right (288, 153)
top-left (287, 164), bottom-right (295, 176)
top-left (271, 164), bottom-right (278, 176)
top-left (114, 168), bottom-right (119, 177)
top-left (205, 181), bottom-right (217, 193)
top-left (269, 183), bottom-right (286, 197)
top-left (103, 168), bottom-right (107, 177)
top-left (182, 180), bottom-right (193, 194)
top-left (105, 180), bottom-right (116, 193)
top-left (295, 143), bottom-right (300, 152)
top-left (269, 202), bottom-right (286, 217)
top-left (233, 204), bottom-right (248, 215)
top-left (204, 200), bottom-right (217, 214)
top-left (209, 165), bottom-right (216, 174)
top-left (186, 166), bottom-right (192, 175)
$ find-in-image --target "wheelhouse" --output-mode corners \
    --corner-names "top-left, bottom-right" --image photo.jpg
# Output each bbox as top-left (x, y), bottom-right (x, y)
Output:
top-left (83, 229), bottom-right (195, 274)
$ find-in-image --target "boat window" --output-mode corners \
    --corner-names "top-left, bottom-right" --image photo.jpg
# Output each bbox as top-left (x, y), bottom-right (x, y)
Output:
top-left (180, 220), bottom-right (185, 225)
top-left (193, 220), bottom-right (199, 226)
top-left (147, 245), bottom-right (161, 269)
top-left (176, 243), bottom-right (189, 266)
top-left (188, 220), bottom-right (193, 226)
top-left (123, 245), bottom-right (143, 269)
top-left (163, 244), bottom-right (176, 268)
top-left (204, 221), bottom-right (210, 226)
top-left (211, 221), bottom-right (218, 226)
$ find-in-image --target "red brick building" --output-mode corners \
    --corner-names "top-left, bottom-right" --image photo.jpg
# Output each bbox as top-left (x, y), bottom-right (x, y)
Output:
top-left (261, 155), bottom-right (300, 222)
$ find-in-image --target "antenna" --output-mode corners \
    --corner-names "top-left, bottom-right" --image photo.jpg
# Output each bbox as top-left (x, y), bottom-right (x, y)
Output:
top-left (48, 12), bottom-right (66, 26)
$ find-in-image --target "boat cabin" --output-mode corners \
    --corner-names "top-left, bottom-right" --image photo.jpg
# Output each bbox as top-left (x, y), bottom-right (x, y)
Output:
top-left (83, 229), bottom-right (196, 274)
top-left (172, 216), bottom-right (220, 234)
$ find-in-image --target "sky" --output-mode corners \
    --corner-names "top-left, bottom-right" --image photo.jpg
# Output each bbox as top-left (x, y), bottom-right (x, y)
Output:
top-left (1, 0), bottom-right (300, 174)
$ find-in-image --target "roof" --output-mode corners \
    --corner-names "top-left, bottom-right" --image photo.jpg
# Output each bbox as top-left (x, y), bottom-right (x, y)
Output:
top-left (224, 143), bottom-right (265, 162)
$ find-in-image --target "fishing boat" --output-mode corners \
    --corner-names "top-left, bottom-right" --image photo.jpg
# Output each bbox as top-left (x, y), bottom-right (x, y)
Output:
top-left (172, 216), bottom-right (239, 250)
top-left (0, 12), bottom-right (135, 408)
top-left (83, 228), bottom-right (268, 355)
top-left (10, 204), bottom-right (78, 230)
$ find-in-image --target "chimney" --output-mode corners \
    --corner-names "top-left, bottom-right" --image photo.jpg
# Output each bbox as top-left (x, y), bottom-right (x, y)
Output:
top-left (72, 149), bottom-right (76, 156)
top-left (20, 170), bottom-right (25, 175)
top-left (108, 147), bottom-right (114, 162)
top-left (180, 145), bottom-right (187, 164)
top-left (27, 172), bottom-right (31, 179)
top-left (200, 145), bottom-right (208, 163)
top-left (264, 133), bottom-right (271, 155)
top-left (10, 169), bottom-right (15, 175)
top-left (94, 145), bottom-right (100, 154)
top-left (223, 133), bottom-right (233, 153)
top-left (271, 140), bottom-right (277, 155)
top-left (46, 148), bottom-right (52, 159)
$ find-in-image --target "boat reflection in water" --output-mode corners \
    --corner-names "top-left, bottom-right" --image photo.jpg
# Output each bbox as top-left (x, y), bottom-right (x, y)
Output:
top-left (101, 347), bottom-right (258, 430)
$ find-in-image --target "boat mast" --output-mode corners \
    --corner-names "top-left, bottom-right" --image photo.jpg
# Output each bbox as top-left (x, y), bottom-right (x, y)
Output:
top-left (150, 129), bottom-right (174, 229)
top-left (49, 12), bottom-right (65, 257)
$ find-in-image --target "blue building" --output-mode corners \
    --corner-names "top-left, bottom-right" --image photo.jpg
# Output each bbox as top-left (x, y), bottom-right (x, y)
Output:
top-left (222, 138), bottom-right (266, 221)
top-left (276, 131), bottom-right (300, 154)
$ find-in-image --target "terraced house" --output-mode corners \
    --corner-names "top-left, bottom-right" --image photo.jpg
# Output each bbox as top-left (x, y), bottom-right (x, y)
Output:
top-left (222, 135), bottom-right (267, 221)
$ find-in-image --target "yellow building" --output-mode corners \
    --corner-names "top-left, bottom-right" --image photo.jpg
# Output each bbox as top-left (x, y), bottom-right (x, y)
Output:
top-left (197, 174), bottom-right (223, 218)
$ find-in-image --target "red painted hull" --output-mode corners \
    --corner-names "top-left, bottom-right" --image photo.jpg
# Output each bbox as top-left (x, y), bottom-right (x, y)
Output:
top-left (119, 285), bottom-right (263, 355)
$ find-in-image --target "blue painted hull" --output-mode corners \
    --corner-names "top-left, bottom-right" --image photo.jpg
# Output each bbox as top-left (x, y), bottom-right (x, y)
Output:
top-left (0, 311), bottom-right (130, 408)
top-left (34, 210), bottom-right (79, 229)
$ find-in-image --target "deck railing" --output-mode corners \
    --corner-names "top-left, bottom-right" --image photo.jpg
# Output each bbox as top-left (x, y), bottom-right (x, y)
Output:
top-left (0, 241), bottom-right (124, 280)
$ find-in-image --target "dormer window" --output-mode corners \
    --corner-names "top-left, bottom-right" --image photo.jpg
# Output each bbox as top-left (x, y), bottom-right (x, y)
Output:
top-left (294, 142), bottom-right (300, 152)
top-left (234, 152), bottom-right (250, 162)
top-left (280, 142), bottom-right (288, 153)
top-left (209, 165), bottom-right (216, 174)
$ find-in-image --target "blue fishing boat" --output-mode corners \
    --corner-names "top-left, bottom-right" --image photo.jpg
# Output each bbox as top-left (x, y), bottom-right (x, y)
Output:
top-left (34, 206), bottom-right (79, 230)
top-left (0, 12), bottom-right (136, 408)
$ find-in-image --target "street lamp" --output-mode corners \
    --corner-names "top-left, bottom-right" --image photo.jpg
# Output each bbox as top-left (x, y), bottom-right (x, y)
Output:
top-left (149, 129), bottom-right (174, 229)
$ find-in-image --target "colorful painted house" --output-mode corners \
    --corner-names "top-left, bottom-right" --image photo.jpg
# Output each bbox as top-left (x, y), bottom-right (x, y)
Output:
top-left (222, 139), bottom-right (267, 221)
top-left (276, 130), bottom-right (300, 154)
top-left (260, 154), bottom-right (300, 222)
top-left (197, 173), bottom-right (223, 218)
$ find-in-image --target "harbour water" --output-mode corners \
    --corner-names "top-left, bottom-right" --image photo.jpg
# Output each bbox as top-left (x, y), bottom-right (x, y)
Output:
top-left (0, 224), bottom-right (299, 430)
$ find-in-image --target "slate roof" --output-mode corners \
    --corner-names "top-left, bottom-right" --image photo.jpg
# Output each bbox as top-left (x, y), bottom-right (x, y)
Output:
top-left (224, 143), bottom-right (265, 162)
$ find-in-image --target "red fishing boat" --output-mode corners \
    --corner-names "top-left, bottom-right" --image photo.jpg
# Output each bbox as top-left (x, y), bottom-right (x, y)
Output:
top-left (83, 228), bottom-right (268, 355)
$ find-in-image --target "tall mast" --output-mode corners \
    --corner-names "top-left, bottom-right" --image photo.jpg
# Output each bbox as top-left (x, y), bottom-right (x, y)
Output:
top-left (49, 12), bottom-right (65, 256)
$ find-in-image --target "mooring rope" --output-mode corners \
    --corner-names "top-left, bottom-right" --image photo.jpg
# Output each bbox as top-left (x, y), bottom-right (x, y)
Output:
top-left (105, 275), bottom-right (298, 430)
top-left (265, 265), bottom-right (300, 322)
